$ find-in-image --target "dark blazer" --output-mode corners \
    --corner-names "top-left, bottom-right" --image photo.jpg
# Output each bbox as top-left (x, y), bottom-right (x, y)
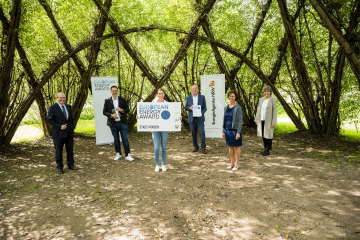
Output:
top-left (46, 103), bottom-right (74, 138)
top-left (185, 94), bottom-right (207, 123)
top-left (103, 96), bottom-right (130, 126)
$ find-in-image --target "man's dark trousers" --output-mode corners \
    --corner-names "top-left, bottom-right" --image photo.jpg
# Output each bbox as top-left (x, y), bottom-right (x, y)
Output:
top-left (53, 133), bottom-right (74, 170)
top-left (190, 117), bottom-right (206, 150)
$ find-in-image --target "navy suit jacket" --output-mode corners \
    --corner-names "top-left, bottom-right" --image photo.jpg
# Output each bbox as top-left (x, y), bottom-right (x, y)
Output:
top-left (46, 103), bottom-right (74, 138)
top-left (185, 94), bottom-right (207, 123)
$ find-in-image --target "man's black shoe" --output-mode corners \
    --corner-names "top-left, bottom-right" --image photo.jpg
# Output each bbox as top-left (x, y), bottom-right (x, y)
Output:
top-left (58, 169), bottom-right (64, 174)
top-left (68, 165), bottom-right (77, 170)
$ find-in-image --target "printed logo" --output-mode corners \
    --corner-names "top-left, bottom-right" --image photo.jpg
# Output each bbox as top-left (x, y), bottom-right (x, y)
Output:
top-left (175, 125), bottom-right (179, 129)
top-left (209, 80), bottom-right (215, 87)
top-left (161, 110), bottom-right (171, 120)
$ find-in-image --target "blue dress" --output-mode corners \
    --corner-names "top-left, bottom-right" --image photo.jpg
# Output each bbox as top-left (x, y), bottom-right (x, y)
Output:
top-left (224, 106), bottom-right (242, 147)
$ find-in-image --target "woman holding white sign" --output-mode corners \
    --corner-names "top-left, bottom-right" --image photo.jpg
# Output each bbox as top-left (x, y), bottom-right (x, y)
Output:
top-left (222, 90), bottom-right (243, 171)
top-left (136, 88), bottom-right (181, 172)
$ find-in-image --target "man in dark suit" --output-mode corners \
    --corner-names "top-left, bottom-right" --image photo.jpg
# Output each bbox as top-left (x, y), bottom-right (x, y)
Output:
top-left (103, 86), bottom-right (134, 161)
top-left (46, 92), bottom-right (77, 174)
top-left (185, 85), bottom-right (207, 153)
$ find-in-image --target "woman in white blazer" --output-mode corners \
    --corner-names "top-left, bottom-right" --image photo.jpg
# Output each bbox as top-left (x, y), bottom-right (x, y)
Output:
top-left (255, 86), bottom-right (277, 156)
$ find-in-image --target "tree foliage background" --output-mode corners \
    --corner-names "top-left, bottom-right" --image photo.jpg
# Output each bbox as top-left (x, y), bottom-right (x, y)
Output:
top-left (0, 0), bottom-right (359, 145)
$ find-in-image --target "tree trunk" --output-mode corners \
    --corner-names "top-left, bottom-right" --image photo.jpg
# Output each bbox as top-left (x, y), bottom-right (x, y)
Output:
top-left (277, 0), bottom-right (322, 134)
top-left (0, 0), bottom-right (21, 144)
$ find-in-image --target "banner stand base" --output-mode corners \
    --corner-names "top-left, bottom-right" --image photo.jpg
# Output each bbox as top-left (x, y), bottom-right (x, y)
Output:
top-left (95, 142), bottom-right (114, 146)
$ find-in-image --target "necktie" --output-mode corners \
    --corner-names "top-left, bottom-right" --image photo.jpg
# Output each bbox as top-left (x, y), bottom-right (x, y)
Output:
top-left (61, 105), bottom-right (67, 119)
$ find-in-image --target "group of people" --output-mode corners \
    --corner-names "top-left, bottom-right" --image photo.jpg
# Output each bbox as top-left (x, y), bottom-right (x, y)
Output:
top-left (46, 85), bottom-right (277, 174)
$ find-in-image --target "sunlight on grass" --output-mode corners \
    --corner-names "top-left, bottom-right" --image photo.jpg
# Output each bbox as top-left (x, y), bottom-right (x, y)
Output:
top-left (340, 129), bottom-right (360, 142)
top-left (75, 120), bottom-right (95, 135)
top-left (12, 134), bottom-right (44, 143)
top-left (275, 122), bottom-right (298, 134)
top-left (274, 122), bottom-right (298, 134)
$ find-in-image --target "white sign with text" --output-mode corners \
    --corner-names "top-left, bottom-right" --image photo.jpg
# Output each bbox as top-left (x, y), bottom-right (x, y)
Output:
top-left (137, 102), bottom-right (181, 132)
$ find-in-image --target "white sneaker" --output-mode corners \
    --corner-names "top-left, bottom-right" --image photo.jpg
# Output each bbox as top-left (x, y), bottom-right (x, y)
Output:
top-left (114, 153), bottom-right (121, 160)
top-left (161, 165), bottom-right (167, 172)
top-left (155, 166), bottom-right (160, 172)
top-left (125, 154), bottom-right (134, 161)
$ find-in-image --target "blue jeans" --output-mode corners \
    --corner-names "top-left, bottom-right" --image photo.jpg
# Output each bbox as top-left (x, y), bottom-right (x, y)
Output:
top-left (152, 131), bottom-right (169, 166)
top-left (110, 122), bottom-right (130, 156)
top-left (189, 118), bottom-right (206, 150)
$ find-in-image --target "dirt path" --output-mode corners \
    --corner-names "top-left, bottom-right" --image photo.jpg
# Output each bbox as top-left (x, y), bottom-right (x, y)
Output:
top-left (0, 128), bottom-right (359, 240)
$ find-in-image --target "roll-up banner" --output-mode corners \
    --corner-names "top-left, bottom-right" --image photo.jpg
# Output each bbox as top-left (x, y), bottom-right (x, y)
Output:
top-left (91, 77), bottom-right (118, 145)
top-left (200, 74), bottom-right (225, 138)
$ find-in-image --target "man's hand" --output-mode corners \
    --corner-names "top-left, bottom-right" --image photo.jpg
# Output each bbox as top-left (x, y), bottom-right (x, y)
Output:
top-left (117, 107), bottom-right (122, 112)
top-left (255, 122), bottom-right (258, 125)
top-left (190, 106), bottom-right (193, 110)
top-left (61, 124), bottom-right (67, 130)
top-left (111, 114), bottom-right (119, 119)
top-left (270, 125), bottom-right (275, 128)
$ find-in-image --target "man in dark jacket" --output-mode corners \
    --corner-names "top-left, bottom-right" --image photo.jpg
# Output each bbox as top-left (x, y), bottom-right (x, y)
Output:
top-left (47, 92), bottom-right (77, 174)
top-left (185, 85), bottom-right (207, 153)
top-left (103, 86), bottom-right (134, 161)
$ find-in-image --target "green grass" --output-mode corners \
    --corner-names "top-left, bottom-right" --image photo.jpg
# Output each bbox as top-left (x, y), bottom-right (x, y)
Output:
top-left (340, 129), bottom-right (360, 142)
top-left (75, 119), bottom-right (95, 135)
top-left (274, 122), bottom-right (298, 134)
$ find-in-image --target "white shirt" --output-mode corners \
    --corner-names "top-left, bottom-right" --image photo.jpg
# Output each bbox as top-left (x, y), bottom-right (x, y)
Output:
top-left (261, 98), bottom-right (270, 121)
top-left (57, 102), bottom-right (68, 120)
top-left (112, 96), bottom-right (121, 121)
top-left (192, 94), bottom-right (198, 106)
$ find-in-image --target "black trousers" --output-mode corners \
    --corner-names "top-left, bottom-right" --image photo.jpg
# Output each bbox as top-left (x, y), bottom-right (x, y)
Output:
top-left (53, 134), bottom-right (74, 170)
top-left (261, 121), bottom-right (272, 150)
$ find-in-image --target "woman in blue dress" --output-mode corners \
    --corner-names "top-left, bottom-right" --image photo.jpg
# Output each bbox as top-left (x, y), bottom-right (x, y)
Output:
top-left (222, 90), bottom-right (243, 171)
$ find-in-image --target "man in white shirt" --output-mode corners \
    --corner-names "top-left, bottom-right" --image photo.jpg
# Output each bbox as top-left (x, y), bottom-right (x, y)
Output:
top-left (103, 86), bottom-right (134, 161)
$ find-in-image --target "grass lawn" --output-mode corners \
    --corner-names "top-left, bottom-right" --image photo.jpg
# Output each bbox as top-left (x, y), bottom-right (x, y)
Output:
top-left (274, 122), bottom-right (298, 134)
top-left (74, 119), bottom-right (95, 135)
top-left (340, 128), bottom-right (360, 142)
top-left (17, 119), bottom-right (359, 146)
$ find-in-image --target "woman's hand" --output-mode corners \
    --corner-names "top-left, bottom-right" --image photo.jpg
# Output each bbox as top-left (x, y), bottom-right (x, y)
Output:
top-left (179, 116), bottom-right (182, 120)
top-left (235, 133), bottom-right (240, 140)
top-left (270, 125), bottom-right (275, 128)
top-left (136, 115), bottom-right (139, 119)
top-left (222, 132), bottom-right (225, 139)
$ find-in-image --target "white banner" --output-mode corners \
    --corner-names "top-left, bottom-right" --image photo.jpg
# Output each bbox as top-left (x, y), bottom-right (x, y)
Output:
top-left (137, 102), bottom-right (181, 132)
top-left (201, 74), bottom-right (225, 138)
top-left (91, 77), bottom-right (118, 145)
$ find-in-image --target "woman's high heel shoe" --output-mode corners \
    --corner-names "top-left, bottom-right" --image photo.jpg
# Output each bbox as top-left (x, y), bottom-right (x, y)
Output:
top-left (227, 164), bottom-right (234, 170)
top-left (232, 165), bottom-right (239, 171)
